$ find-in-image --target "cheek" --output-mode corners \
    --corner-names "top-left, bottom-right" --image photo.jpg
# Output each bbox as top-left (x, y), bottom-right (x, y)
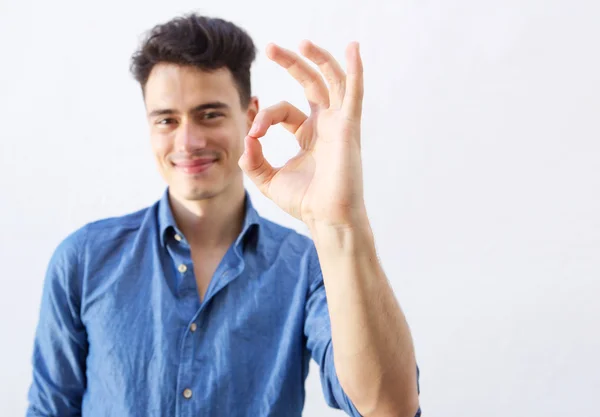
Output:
top-left (150, 133), bottom-right (172, 157)
top-left (232, 118), bottom-right (249, 151)
top-left (217, 125), bottom-right (245, 155)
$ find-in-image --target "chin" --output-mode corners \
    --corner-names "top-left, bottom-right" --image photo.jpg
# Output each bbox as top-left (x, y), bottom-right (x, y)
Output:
top-left (166, 165), bottom-right (241, 202)
top-left (170, 179), bottom-right (224, 201)
top-left (180, 186), bottom-right (220, 201)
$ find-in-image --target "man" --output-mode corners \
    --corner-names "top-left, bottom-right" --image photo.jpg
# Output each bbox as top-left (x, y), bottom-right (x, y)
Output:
top-left (26, 13), bottom-right (421, 417)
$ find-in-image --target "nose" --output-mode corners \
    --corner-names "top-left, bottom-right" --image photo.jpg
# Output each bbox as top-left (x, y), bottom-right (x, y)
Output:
top-left (174, 120), bottom-right (207, 153)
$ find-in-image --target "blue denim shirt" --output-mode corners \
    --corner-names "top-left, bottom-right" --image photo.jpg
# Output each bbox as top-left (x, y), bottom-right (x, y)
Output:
top-left (27, 188), bottom-right (420, 416)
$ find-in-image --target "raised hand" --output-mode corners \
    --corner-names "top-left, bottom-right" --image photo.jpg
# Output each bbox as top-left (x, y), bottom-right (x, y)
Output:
top-left (238, 40), bottom-right (366, 228)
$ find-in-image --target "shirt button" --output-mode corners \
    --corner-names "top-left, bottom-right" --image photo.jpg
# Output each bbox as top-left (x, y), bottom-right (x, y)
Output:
top-left (174, 233), bottom-right (183, 242)
top-left (178, 264), bottom-right (188, 273)
top-left (190, 323), bottom-right (197, 332)
top-left (183, 388), bottom-right (192, 399)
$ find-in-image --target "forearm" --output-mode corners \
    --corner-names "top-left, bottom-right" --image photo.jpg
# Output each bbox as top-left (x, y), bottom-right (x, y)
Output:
top-left (309, 217), bottom-right (419, 417)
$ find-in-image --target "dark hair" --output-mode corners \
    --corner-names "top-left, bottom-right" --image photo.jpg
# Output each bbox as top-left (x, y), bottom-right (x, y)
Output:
top-left (130, 13), bottom-right (257, 107)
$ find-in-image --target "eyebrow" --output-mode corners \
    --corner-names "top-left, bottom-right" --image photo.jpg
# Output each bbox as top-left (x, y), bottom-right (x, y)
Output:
top-left (148, 101), bottom-right (230, 118)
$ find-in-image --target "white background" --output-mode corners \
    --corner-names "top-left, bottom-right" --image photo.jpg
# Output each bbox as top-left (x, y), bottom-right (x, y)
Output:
top-left (1, 0), bottom-right (599, 416)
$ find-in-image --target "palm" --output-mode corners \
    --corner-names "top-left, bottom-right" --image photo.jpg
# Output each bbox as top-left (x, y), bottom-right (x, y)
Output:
top-left (239, 40), bottom-right (365, 226)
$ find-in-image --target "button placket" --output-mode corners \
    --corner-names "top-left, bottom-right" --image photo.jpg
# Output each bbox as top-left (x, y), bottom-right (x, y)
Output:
top-left (177, 317), bottom-right (197, 413)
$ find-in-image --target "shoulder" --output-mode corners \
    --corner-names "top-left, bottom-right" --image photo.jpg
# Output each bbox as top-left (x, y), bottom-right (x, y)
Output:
top-left (256, 217), bottom-right (322, 280)
top-left (44, 203), bottom-right (157, 293)
top-left (49, 202), bottom-right (157, 268)
top-left (258, 217), bottom-right (316, 256)
top-left (83, 204), bottom-right (155, 243)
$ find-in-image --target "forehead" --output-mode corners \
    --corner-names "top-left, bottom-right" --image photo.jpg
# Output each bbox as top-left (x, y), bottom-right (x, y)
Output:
top-left (144, 63), bottom-right (240, 111)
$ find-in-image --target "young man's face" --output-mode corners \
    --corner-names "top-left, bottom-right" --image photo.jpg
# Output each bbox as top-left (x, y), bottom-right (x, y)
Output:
top-left (144, 63), bottom-right (257, 202)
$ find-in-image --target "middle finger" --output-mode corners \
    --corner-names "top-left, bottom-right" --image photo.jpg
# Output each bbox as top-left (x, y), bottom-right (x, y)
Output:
top-left (266, 43), bottom-right (330, 111)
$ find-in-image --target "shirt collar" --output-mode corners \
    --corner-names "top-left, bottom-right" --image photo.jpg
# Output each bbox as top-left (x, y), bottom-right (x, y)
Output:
top-left (157, 187), bottom-right (261, 249)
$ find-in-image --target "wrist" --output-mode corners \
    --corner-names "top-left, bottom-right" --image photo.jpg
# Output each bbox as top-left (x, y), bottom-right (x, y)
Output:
top-left (308, 214), bottom-right (375, 257)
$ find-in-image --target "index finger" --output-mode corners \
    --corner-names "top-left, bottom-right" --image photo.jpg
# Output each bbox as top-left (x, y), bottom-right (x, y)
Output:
top-left (298, 40), bottom-right (347, 109)
top-left (266, 43), bottom-right (330, 111)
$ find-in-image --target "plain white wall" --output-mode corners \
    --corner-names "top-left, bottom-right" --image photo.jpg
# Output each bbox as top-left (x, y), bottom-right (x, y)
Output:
top-left (1, 0), bottom-right (599, 415)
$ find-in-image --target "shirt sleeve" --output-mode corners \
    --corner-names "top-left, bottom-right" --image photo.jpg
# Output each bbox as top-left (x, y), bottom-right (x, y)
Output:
top-left (303, 251), bottom-right (422, 417)
top-left (26, 229), bottom-right (88, 417)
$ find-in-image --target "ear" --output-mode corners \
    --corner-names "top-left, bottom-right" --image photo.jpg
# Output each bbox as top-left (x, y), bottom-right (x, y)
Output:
top-left (245, 96), bottom-right (260, 132)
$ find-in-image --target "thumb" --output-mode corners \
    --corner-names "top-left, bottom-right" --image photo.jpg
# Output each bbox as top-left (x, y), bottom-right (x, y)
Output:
top-left (238, 135), bottom-right (276, 196)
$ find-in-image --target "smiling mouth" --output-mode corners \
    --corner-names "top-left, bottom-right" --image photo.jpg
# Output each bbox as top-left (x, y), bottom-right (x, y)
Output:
top-left (172, 158), bottom-right (218, 174)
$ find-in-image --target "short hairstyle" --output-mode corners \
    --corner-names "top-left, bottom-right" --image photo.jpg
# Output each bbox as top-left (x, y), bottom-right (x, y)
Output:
top-left (130, 13), bottom-right (257, 106)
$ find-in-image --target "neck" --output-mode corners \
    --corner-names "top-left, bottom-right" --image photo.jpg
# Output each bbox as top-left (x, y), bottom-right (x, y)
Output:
top-left (168, 183), bottom-right (246, 250)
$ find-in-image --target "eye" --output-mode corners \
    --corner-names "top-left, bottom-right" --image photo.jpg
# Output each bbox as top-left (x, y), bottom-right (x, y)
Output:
top-left (202, 112), bottom-right (224, 120)
top-left (156, 118), bottom-right (177, 126)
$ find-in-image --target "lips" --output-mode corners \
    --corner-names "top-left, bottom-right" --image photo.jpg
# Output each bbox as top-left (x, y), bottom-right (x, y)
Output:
top-left (174, 158), bottom-right (215, 167)
top-left (172, 158), bottom-right (218, 174)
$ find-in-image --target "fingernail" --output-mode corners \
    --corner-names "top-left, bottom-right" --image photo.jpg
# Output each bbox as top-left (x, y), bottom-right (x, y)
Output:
top-left (249, 124), bottom-right (258, 136)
